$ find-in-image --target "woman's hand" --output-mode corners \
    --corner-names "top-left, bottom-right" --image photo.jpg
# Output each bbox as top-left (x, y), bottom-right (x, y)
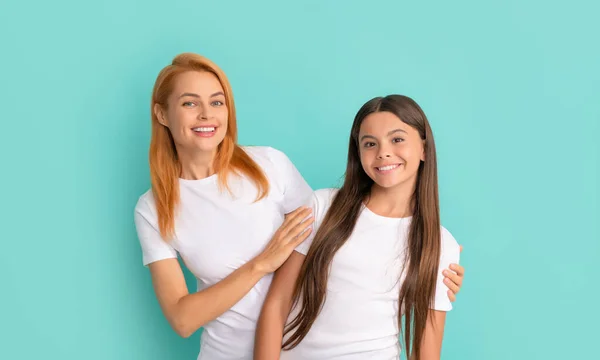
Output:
top-left (253, 207), bottom-right (314, 274)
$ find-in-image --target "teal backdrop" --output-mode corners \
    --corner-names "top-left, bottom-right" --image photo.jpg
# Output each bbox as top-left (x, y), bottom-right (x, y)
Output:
top-left (1, 0), bottom-right (598, 359)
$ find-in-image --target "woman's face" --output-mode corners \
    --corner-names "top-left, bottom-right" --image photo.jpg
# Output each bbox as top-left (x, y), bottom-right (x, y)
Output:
top-left (155, 70), bottom-right (228, 157)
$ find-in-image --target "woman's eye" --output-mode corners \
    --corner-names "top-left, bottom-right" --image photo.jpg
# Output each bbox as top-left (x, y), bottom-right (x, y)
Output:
top-left (364, 142), bottom-right (376, 148)
top-left (182, 101), bottom-right (196, 107)
top-left (392, 137), bottom-right (404, 143)
top-left (212, 100), bottom-right (224, 106)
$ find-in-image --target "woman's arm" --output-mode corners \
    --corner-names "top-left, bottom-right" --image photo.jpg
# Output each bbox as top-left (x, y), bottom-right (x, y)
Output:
top-left (148, 207), bottom-right (313, 338)
top-left (149, 257), bottom-right (266, 338)
top-left (444, 245), bottom-right (465, 302)
top-left (444, 263), bottom-right (465, 302)
top-left (254, 251), bottom-right (306, 359)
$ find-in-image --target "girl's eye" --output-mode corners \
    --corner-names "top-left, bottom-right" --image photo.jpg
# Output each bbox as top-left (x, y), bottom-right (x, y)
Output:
top-left (392, 137), bottom-right (404, 144)
top-left (182, 101), bottom-right (196, 107)
top-left (211, 100), bottom-right (224, 106)
top-left (363, 142), bottom-right (376, 148)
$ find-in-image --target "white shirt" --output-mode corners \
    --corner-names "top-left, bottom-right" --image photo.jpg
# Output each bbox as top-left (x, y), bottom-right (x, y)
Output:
top-left (283, 188), bottom-right (460, 360)
top-left (134, 146), bottom-right (312, 360)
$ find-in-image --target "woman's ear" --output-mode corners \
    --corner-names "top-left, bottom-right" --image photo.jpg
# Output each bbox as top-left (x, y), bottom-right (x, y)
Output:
top-left (154, 103), bottom-right (168, 127)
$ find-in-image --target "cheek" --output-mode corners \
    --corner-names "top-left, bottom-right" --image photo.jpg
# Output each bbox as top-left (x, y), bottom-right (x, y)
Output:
top-left (401, 148), bottom-right (421, 168)
top-left (170, 108), bottom-right (196, 128)
top-left (398, 144), bottom-right (422, 161)
top-left (359, 151), bottom-right (374, 171)
top-left (219, 109), bottom-right (229, 124)
top-left (218, 115), bottom-right (228, 134)
top-left (216, 114), bottom-right (229, 140)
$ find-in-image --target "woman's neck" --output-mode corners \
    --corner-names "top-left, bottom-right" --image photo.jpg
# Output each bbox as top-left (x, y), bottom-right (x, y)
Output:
top-left (178, 148), bottom-right (217, 180)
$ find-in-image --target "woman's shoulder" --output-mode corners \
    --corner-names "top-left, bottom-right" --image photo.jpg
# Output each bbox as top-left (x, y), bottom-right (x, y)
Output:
top-left (134, 189), bottom-right (156, 217)
top-left (241, 145), bottom-right (301, 182)
top-left (241, 145), bottom-right (289, 165)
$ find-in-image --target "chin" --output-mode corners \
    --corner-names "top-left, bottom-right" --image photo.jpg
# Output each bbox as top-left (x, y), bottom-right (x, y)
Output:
top-left (374, 181), bottom-right (402, 189)
top-left (194, 138), bottom-right (224, 150)
top-left (372, 175), bottom-right (411, 190)
top-left (197, 144), bottom-right (220, 153)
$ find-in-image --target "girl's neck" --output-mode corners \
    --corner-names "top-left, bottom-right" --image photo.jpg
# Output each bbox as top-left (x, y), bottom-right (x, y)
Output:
top-left (365, 180), bottom-right (416, 218)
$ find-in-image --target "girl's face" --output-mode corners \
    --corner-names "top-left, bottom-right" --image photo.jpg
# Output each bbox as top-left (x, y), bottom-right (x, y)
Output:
top-left (358, 111), bottom-right (425, 191)
top-left (154, 70), bottom-right (228, 157)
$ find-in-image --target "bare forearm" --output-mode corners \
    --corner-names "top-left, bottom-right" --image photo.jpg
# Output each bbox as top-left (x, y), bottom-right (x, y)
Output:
top-left (418, 345), bottom-right (441, 360)
top-left (151, 208), bottom-right (314, 339)
top-left (417, 311), bottom-right (446, 360)
top-left (254, 252), bottom-right (306, 359)
top-left (168, 261), bottom-right (266, 337)
top-left (407, 344), bottom-right (441, 360)
top-left (255, 302), bottom-right (289, 359)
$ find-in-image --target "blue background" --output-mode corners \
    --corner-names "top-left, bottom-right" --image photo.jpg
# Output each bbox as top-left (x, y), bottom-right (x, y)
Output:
top-left (1, 0), bottom-right (598, 359)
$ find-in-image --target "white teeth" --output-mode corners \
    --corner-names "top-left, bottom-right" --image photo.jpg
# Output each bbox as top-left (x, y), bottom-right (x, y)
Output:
top-left (378, 164), bottom-right (399, 171)
top-left (192, 127), bottom-right (215, 132)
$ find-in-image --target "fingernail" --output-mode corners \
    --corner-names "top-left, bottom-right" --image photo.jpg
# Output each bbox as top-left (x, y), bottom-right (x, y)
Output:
top-left (442, 270), bottom-right (448, 276)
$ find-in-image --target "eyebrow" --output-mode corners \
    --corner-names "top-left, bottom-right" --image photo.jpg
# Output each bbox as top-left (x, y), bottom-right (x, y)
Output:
top-left (359, 128), bottom-right (407, 142)
top-left (178, 91), bottom-right (225, 99)
top-left (388, 128), bottom-right (407, 135)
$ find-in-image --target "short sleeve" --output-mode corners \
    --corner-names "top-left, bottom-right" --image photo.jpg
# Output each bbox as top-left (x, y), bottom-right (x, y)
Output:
top-left (432, 227), bottom-right (461, 311)
top-left (134, 195), bottom-right (178, 266)
top-left (294, 189), bottom-right (335, 255)
top-left (267, 147), bottom-right (313, 214)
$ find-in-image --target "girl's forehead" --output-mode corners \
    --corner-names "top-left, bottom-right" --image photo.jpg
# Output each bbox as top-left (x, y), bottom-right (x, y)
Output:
top-left (359, 112), bottom-right (414, 135)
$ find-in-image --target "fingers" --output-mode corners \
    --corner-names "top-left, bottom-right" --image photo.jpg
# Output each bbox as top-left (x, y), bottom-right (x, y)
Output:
top-left (443, 270), bottom-right (463, 288)
top-left (459, 244), bottom-right (463, 253)
top-left (287, 215), bottom-right (315, 241)
top-left (444, 276), bottom-right (460, 295)
top-left (283, 207), bottom-right (312, 227)
top-left (449, 263), bottom-right (464, 277)
top-left (442, 267), bottom-right (462, 294)
top-left (280, 207), bottom-right (313, 237)
top-left (290, 226), bottom-right (313, 248)
top-left (282, 207), bottom-right (308, 227)
top-left (284, 206), bottom-right (306, 219)
top-left (447, 289), bottom-right (456, 302)
top-left (274, 207), bottom-right (304, 238)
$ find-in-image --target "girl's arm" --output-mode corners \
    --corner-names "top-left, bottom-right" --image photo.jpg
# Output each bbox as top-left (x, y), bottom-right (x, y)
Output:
top-left (414, 311), bottom-right (447, 360)
top-left (254, 251), bottom-right (306, 359)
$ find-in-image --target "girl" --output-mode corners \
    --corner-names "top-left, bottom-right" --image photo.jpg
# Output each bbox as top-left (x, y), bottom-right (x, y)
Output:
top-left (133, 53), bottom-right (464, 360)
top-left (255, 95), bottom-right (461, 360)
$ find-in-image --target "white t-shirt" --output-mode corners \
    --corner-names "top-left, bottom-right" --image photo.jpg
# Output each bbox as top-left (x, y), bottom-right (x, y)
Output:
top-left (283, 188), bottom-right (461, 360)
top-left (133, 146), bottom-right (312, 360)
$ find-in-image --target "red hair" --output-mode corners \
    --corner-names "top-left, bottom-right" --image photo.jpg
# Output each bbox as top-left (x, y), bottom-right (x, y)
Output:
top-left (149, 53), bottom-right (269, 239)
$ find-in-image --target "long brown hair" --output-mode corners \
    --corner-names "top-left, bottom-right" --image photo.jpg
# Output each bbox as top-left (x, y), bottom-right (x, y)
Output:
top-left (149, 53), bottom-right (269, 239)
top-left (283, 95), bottom-right (441, 359)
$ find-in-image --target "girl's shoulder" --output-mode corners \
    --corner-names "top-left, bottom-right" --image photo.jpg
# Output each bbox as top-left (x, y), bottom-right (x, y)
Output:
top-left (440, 225), bottom-right (461, 261)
